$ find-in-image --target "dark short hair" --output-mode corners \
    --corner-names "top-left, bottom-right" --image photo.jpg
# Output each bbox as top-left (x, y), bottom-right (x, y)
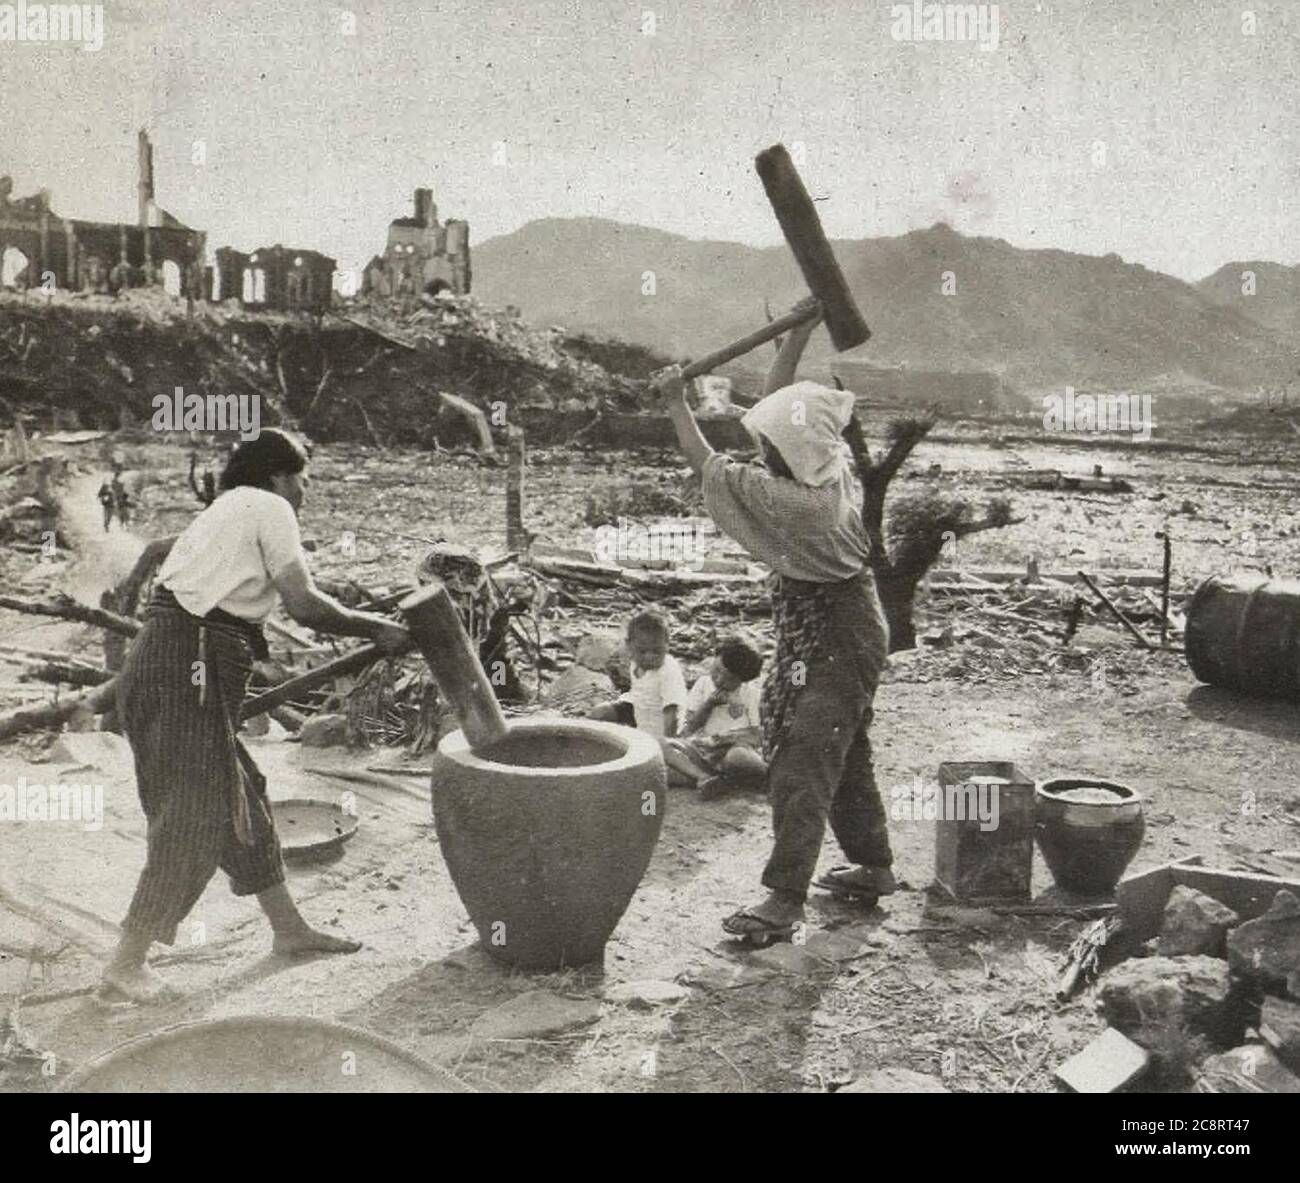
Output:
top-left (718, 634), bottom-right (762, 681)
top-left (219, 428), bottom-right (309, 492)
top-left (627, 609), bottom-right (669, 641)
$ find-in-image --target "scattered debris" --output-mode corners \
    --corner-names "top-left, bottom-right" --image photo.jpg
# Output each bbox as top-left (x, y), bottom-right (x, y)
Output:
top-left (1056, 914), bottom-right (1125, 1001)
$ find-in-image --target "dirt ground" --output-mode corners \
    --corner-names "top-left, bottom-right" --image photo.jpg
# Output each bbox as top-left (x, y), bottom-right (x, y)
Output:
top-left (2, 428), bottom-right (1298, 1093)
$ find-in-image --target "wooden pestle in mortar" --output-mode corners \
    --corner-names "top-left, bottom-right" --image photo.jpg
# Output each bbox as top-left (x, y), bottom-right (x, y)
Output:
top-left (399, 581), bottom-right (509, 751)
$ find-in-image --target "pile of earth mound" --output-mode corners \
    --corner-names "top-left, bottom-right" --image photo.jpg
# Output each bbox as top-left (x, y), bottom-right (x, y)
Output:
top-left (0, 288), bottom-right (656, 448)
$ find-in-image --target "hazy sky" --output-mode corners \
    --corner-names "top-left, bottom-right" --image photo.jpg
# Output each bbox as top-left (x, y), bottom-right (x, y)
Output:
top-left (1, 0), bottom-right (1296, 283)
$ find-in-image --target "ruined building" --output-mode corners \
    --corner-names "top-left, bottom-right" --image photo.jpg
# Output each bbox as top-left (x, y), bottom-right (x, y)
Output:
top-left (0, 131), bottom-right (206, 298)
top-left (211, 245), bottom-right (336, 314)
top-left (363, 188), bottom-right (470, 298)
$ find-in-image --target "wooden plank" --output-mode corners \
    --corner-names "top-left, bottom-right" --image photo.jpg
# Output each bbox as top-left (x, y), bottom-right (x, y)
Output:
top-left (1115, 862), bottom-right (1177, 942)
top-left (1171, 863), bottom-right (1300, 923)
top-left (1117, 856), bottom-right (1300, 942)
top-left (930, 567), bottom-right (1168, 588)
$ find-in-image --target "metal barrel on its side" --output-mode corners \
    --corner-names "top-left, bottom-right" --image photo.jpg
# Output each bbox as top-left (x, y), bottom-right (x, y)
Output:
top-left (1184, 573), bottom-right (1300, 700)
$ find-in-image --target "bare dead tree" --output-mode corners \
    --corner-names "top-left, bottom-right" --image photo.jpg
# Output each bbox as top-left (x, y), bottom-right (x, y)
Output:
top-left (351, 397), bottom-right (384, 448)
top-left (304, 343), bottom-right (387, 429)
top-left (843, 411), bottom-right (1022, 651)
top-left (763, 298), bottom-right (785, 354)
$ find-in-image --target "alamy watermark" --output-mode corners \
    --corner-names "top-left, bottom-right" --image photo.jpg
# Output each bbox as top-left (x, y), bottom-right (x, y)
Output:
top-left (152, 387), bottom-right (261, 440)
top-left (593, 518), bottom-right (713, 565)
top-left (0, 3), bottom-right (104, 51)
top-left (1042, 386), bottom-right (1154, 442)
top-left (890, 3), bottom-right (999, 51)
top-left (891, 775), bottom-right (1001, 831)
top-left (0, 776), bottom-right (103, 831)
top-left (50, 1115), bottom-right (151, 1163)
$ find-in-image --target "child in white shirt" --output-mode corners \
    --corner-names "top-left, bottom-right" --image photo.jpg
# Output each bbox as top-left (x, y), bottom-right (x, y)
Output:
top-left (663, 634), bottom-right (768, 798)
top-left (589, 610), bottom-right (687, 740)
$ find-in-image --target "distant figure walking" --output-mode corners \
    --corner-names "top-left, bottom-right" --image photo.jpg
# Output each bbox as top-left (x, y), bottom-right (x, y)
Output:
top-left (112, 473), bottom-right (132, 528)
top-left (97, 478), bottom-right (116, 532)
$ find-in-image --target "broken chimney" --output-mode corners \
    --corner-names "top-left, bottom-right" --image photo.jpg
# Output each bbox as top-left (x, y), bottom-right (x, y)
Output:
top-left (414, 188), bottom-right (437, 229)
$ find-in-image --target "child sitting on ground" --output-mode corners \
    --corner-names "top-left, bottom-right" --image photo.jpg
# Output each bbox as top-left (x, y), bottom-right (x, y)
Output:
top-left (589, 609), bottom-right (687, 739)
top-left (662, 634), bottom-right (767, 799)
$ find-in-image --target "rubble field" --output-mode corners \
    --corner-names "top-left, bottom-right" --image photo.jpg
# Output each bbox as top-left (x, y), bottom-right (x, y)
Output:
top-left (1, 406), bottom-right (1299, 1094)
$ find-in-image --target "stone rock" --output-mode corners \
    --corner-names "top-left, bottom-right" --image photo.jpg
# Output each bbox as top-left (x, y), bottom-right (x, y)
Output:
top-left (838, 1067), bottom-right (949, 1093)
top-left (573, 631), bottom-right (630, 686)
top-left (574, 631), bottom-right (621, 670)
top-left (680, 960), bottom-right (773, 990)
top-left (470, 989), bottom-right (601, 1041)
top-left (803, 929), bottom-right (882, 963)
top-left (748, 941), bottom-right (836, 975)
top-left (541, 665), bottom-right (614, 712)
top-left (1157, 885), bottom-right (1240, 957)
top-left (1097, 955), bottom-right (1243, 1047)
top-left (1226, 889), bottom-right (1300, 994)
top-left (606, 980), bottom-right (693, 1010)
top-left (1053, 1027), bottom-right (1150, 1093)
top-left (1259, 996), bottom-right (1300, 1074)
top-left (298, 713), bottom-right (349, 747)
top-left (1194, 1044), bottom-right (1300, 1093)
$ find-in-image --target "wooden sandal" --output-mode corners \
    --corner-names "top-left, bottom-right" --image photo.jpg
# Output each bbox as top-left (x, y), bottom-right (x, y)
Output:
top-left (813, 865), bottom-right (883, 905)
top-left (721, 909), bottom-right (799, 947)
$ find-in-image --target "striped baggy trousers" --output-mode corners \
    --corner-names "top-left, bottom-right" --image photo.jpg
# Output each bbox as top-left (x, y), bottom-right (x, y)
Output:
top-left (117, 600), bottom-right (284, 944)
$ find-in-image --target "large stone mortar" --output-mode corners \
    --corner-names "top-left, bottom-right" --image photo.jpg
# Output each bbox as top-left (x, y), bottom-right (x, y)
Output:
top-left (431, 719), bottom-right (666, 970)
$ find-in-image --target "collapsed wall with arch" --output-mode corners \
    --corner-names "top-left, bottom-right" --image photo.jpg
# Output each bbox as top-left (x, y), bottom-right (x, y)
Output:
top-left (362, 188), bottom-right (471, 299)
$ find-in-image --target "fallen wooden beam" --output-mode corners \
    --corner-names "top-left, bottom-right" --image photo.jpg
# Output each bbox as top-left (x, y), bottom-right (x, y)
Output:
top-left (0, 681), bottom-right (116, 743)
top-left (0, 594), bottom-right (139, 638)
top-left (931, 567), bottom-right (1170, 588)
top-left (17, 660), bottom-right (111, 689)
top-left (0, 642), bottom-right (101, 665)
top-left (437, 389), bottom-right (498, 459)
top-left (239, 640), bottom-right (413, 721)
top-left (1078, 571), bottom-right (1155, 650)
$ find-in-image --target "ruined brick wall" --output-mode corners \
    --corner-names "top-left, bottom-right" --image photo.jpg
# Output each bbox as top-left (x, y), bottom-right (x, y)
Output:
top-left (365, 189), bottom-right (471, 298)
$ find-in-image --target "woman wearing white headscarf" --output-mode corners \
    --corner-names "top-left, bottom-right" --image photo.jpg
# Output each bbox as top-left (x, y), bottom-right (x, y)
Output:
top-left (655, 298), bottom-right (895, 942)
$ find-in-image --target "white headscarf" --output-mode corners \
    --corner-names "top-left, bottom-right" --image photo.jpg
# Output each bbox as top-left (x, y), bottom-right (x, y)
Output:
top-left (741, 381), bottom-right (856, 487)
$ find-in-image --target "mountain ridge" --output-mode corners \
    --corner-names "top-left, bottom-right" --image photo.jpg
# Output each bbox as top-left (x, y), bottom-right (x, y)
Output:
top-left (473, 219), bottom-right (1298, 393)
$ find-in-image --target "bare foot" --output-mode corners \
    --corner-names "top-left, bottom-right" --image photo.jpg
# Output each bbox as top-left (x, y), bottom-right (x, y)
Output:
top-left (100, 962), bottom-right (179, 1005)
top-left (272, 927), bottom-right (362, 957)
